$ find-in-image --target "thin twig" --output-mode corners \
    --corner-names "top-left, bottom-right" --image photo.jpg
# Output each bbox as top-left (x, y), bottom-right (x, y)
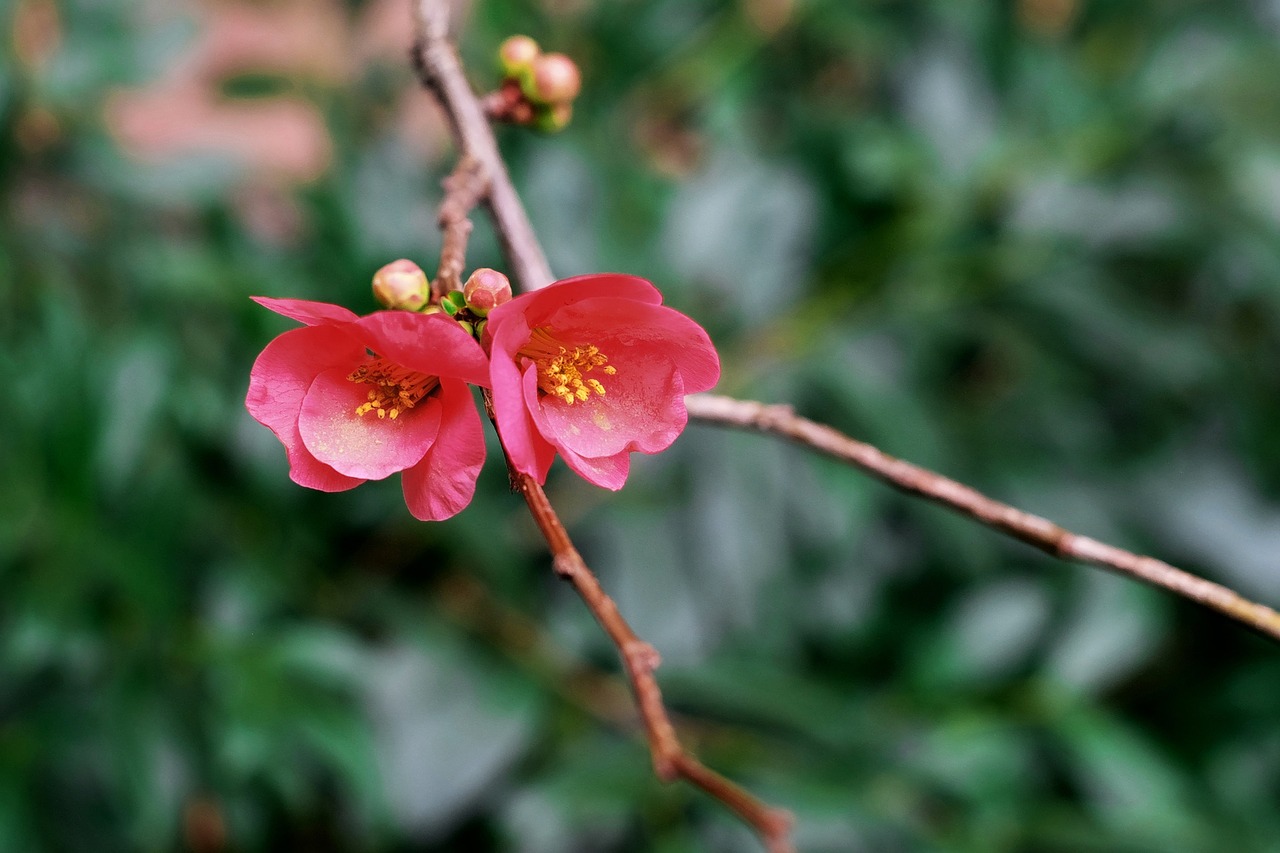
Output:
top-left (412, 0), bottom-right (554, 292)
top-left (433, 154), bottom-right (487, 299)
top-left (413, 5), bottom-right (796, 845)
top-left (516, 470), bottom-right (796, 852)
top-left (409, 0), bottom-right (1280, 647)
top-left (476, 386), bottom-right (797, 848)
top-left (407, 1), bottom-right (1280, 846)
top-left (685, 393), bottom-right (1280, 643)
top-left (435, 572), bottom-right (776, 756)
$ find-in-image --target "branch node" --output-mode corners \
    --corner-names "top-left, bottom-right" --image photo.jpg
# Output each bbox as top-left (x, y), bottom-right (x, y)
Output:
top-left (551, 552), bottom-right (578, 580)
top-left (622, 640), bottom-right (662, 675)
top-left (416, 9), bottom-right (796, 845)
top-left (653, 754), bottom-right (681, 783)
top-left (759, 402), bottom-right (796, 429)
top-left (509, 474), bottom-right (791, 845)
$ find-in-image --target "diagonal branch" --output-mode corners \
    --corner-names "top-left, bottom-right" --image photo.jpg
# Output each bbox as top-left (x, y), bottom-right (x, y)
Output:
top-left (408, 0), bottom-right (1280, 647)
top-left (515, 469), bottom-right (795, 852)
top-left (412, 0), bottom-right (553, 292)
top-left (414, 4), bottom-right (795, 848)
top-left (685, 393), bottom-right (1280, 643)
top-left (409, 4), bottom-right (1280, 847)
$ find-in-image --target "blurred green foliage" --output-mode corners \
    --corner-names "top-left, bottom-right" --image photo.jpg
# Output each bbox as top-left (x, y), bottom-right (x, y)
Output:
top-left (4, 0), bottom-right (1280, 850)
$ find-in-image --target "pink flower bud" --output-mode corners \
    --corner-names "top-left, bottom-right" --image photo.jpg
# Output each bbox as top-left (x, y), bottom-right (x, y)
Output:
top-left (523, 52), bottom-right (581, 106)
top-left (463, 268), bottom-right (512, 315)
top-left (498, 35), bottom-right (540, 78)
top-left (372, 259), bottom-right (430, 311)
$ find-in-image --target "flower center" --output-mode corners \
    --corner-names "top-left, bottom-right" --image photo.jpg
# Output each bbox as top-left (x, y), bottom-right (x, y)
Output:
top-left (520, 326), bottom-right (617, 406)
top-left (347, 358), bottom-right (439, 419)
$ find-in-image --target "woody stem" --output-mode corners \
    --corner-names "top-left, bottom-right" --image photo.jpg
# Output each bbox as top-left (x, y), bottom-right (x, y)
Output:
top-left (432, 154), bottom-right (487, 301)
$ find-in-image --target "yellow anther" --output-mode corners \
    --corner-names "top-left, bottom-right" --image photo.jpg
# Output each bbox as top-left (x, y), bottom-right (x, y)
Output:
top-left (518, 326), bottom-right (618, 405)
top-left (348, 358), bottom-right (439, 419)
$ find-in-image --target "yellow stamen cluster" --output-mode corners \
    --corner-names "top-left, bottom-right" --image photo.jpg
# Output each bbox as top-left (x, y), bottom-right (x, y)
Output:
top-left (348, 358), bottom-right (439, 419)
top-left (521, 326), bottom-right (617, 405)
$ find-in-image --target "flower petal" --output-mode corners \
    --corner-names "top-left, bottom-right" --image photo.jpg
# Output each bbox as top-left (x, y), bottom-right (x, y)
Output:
top-left (531, 360), bottom-right (687, 460)
top-left (487, 273), bottom-right (663, 331)
top-left (355, 311), bottom-right (490, 387)
top-left (485, 273), bottom-right (718, 490)
top-left (246, 325), bottom-right (365, 491)
top-left (516, 363), bottom-right (562, 483)
top-left (488, 310), bottom-right (555, 482)
top-left (549, 298), bottom-right (720, 393)
top-left (297, 365), bottom-right (442, 480)
top-left (401, 378), bottom-right (486, 521)
top-left (556, 447), bottom-right (631, 491)
top-left (252, 296), bottom-right (361, 326)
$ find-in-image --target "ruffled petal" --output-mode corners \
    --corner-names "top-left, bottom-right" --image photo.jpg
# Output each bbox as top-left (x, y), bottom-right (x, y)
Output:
top-left (532, 361), bottom-right (687, 459)
top-left (355, 311), bottom-right (490, 387)
top-left (401, 378), bottom-right (485, 521)
top-left (487, 274), bottom-right (663, 331)
top-left (549, 298), bottom-right (720, 393)
top-left (297, 365), bottom-right (442, 480)
top-left (486, 273), bottom-right (718, 490)
top-left (488, 310), bottom-right (553, 481)
top-left (252, 296), bottom-right (361, 327)
top-left (246, 325), bottom-right (366, 491)
top-left (517, 364), bottom-right (560, 483)
top-left (555, 447), bottom-right (631, 491)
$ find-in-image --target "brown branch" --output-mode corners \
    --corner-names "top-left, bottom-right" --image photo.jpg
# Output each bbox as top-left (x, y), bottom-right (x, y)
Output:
top-left (432, 154), bottom-right (487, 300)
top-left (407, 0), bottom-right (1278, 846)
top-left (413, 5), bottom-right (796, 848)
top-left (435, 571), bottom-right (777, 756)
top-left (685, 393), bottom-right (1280, 644)
top-left (412, 1), bottom-right (554, 292)
top-left (408, 5), bottom-right (1280, 645)
top-left (516, 471), bottom-right (796, 852)
top-left (478, 386), bottom-right (795, 847)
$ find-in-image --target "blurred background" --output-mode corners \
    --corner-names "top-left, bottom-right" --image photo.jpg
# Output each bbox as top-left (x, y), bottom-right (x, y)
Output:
top-left (5, 0), bottom-right (1280, 850)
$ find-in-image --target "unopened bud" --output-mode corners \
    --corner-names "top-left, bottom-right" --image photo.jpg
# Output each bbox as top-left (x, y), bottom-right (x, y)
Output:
top-left (455, 319), bottom-right (476, 337)
top-left (522, 53), bottom-right (581, 105)
top-left (372, 259), bottom-right (430, 311)
top-left (441, 290), bottom-right (467, 316)
top-left (531, 101), bottom-right (573, 134)
top-left (498, 35), bottom-right (540, 78)
top-left (462, 268), bottom-right (512, 315)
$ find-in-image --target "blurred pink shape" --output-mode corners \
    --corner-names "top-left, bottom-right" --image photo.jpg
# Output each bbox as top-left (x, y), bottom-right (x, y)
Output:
top-left (106, 81), bottom-right (333, 183)
top-left (104, 0), bottom-right (359, 183)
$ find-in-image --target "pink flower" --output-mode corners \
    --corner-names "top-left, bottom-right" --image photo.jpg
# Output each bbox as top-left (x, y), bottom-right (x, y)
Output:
top-left (246, 297), bottom-right (489, 521)
top-left (485, 274), bottom-right (720, 489)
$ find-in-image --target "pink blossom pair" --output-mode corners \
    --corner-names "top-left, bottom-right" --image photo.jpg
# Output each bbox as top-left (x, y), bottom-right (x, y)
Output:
top-left (246, 275), bottom-right (720, 521)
